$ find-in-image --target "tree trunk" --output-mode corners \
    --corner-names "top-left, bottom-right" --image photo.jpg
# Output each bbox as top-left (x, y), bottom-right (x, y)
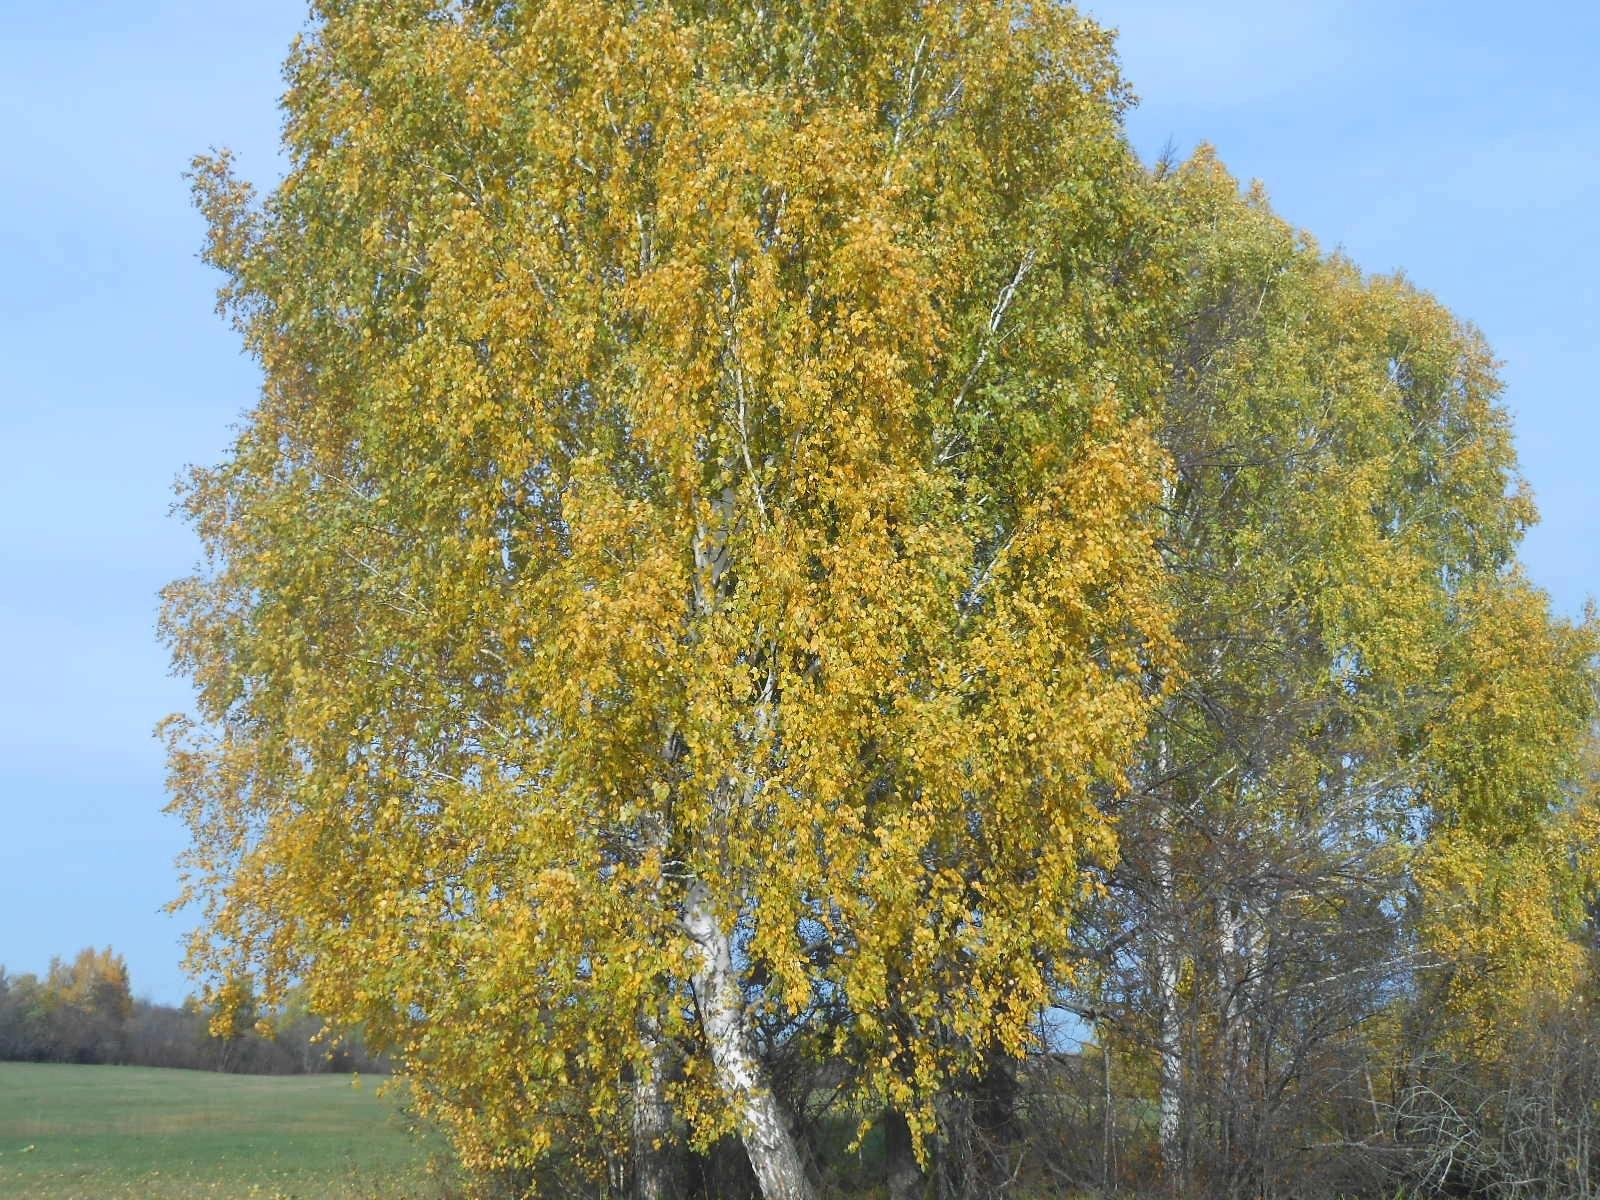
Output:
top-left (633, 1027), bottom-right (677, 1200)
top-left (974, 1050), bottom-right (1020, 1187)
top-left (1217, 894), bottom-right (1242, 1176)
top-left (634, 803), bottom-right (682, 1200)
top-left (1153, 822), bottom-right (1186, 1193)
top-left (1218, 894), bottom-right (1262, 1195)
top-left (1101, 1024), bottom-right (1116, 1193)
top-left (683, 880), bottom-right (815, 1200)
top-left (883, 1109), bottom-right (925, 1200)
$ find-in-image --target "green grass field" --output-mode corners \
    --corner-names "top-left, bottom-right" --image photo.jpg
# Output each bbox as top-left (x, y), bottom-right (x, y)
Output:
top-left (0, 1062), bottom-right (453, 1199)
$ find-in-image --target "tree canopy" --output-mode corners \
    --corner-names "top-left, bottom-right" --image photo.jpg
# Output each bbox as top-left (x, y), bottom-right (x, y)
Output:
top-left (164, 4), bottom-right (1598, 1198)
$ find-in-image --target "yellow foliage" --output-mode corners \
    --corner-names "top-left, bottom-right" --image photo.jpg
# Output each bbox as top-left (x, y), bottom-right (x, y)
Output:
top-left (164, 0), bottom-right (1173, 1176)
top-left (1414, 577), bottom-right (1599, 1050)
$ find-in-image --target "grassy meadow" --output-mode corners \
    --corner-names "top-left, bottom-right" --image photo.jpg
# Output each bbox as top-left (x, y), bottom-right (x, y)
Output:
top-left (0, 1062), bottom-right (452, 1199)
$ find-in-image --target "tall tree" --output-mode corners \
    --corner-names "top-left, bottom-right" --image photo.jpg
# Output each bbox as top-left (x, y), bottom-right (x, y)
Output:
top-left (164, 3), bottom-right (1172, 1194)
top-left (1072, 150), bottom-right (1580, 1198)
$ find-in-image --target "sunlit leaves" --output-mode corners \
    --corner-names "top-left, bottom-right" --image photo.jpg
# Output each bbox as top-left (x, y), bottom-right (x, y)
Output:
top-left (165, 0), bottom-right (1172, 1179)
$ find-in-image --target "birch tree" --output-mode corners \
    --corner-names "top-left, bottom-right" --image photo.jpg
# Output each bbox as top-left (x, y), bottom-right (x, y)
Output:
top-left (1073, 150), bottom-right (1581, 1197)
top-left (163, 3), bottom-right (1172, 1195)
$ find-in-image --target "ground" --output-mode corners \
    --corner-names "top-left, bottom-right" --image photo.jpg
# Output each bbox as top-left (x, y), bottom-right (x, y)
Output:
top-left (0, 1062), bottom-right (452, 1199)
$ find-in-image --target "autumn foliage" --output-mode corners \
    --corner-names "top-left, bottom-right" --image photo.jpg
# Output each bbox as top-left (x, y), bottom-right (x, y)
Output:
top-left (163, 4), bottom-right (1598, 1199)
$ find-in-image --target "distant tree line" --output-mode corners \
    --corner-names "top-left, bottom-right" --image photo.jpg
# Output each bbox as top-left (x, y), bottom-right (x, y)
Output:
top-left (0, 947), bottom-right (385, 1075)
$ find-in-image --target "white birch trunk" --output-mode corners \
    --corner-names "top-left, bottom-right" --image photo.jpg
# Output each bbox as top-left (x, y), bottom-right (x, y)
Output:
top-left (1153, 822), bottom-right (1186, 1191)
top-left (683, 879), bottom-right (815, 1200)
top-left (1216, 894), bottom-right (1244, 1167)
top-left (686, 489), bottom-right (810, 1199)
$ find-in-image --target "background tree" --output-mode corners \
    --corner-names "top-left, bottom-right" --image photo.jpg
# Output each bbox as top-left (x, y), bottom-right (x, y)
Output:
top-left (1064, 151), bottom-right (1597, 1199)
top-left (40, 947), bottom-right (134, 1064)
top-left (0, 950), bottom-right (386, 1075)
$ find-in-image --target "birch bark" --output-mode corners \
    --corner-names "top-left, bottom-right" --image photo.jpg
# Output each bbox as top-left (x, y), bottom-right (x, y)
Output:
top-left (1153, 821), bottom-right (1186, 1192)
top-left (683, 879), bottom-right (815, 1200)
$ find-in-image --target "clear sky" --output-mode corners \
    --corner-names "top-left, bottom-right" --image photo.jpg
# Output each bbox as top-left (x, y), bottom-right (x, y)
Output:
top-left (1, 2), bottom-right (1594, 1006)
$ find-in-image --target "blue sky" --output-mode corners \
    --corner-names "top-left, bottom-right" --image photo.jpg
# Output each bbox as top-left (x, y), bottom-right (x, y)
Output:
top-left (0, 2), bottom-right (1594, 1006)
